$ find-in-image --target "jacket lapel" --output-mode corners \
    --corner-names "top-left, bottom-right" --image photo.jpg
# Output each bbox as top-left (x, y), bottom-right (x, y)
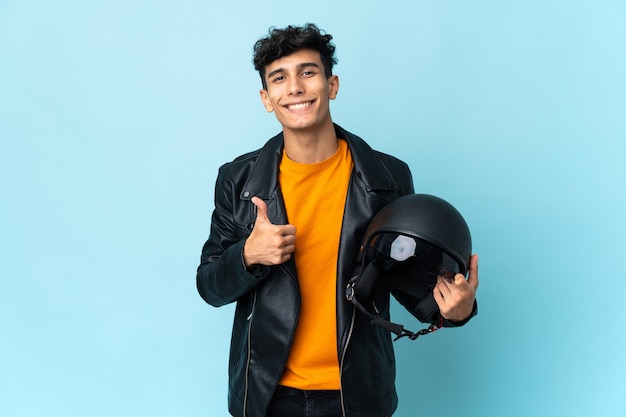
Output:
top-left (239, 132), bottom-right (289, 225)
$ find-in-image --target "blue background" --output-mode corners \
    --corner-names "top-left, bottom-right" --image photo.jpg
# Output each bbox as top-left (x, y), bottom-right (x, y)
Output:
top-left (2, 1), bottom-right (625, 416)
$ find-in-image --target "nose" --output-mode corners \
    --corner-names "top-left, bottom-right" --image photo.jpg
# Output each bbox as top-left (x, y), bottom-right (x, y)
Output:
top-left (287, 77), bottom-right (304, 96)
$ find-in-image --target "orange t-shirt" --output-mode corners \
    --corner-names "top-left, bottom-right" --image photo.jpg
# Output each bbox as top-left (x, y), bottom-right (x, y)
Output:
top-left (277, 139), bottom-right (353, 390)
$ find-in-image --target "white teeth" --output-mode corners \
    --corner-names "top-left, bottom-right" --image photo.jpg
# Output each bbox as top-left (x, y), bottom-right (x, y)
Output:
top-left (288, 102), bottom-right (311, 110)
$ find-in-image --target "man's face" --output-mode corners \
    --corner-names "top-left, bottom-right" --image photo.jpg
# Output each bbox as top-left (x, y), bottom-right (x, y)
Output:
top-left (259, 49), bottom-right (339, 134)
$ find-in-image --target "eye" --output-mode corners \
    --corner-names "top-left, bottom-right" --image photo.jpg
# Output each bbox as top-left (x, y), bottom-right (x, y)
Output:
top-left (302, 70), bottom-right (315, 77)
top-left (271, 75), bottom-right (285, 83)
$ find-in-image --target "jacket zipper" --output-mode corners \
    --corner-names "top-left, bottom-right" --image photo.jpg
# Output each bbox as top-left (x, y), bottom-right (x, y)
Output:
top-left (339, 305), bottom-right (357, 417)
top-left (243, 290), bottom-right (257, 417)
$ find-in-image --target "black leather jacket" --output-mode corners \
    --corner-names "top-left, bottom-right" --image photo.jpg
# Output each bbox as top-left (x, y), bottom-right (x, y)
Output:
top-left (197, 124), bottom-right (420, 417)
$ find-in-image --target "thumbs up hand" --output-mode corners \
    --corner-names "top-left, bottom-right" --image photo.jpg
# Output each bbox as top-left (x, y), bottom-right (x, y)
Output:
top-left (243, 196), bottom-right (297, 267)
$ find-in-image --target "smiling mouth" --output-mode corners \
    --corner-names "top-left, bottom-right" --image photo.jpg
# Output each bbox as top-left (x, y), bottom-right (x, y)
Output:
top-left (286, 101), bottom-right (313, 111)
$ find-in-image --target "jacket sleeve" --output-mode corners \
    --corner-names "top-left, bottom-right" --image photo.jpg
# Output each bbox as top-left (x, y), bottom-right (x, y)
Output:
top-left (392, 289), bottom-right (477, 327)
top-left (196, 170), bottom-right (270, 307)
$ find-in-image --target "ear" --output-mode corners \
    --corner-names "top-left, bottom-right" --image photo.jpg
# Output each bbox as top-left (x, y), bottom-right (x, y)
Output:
top-left (259, 89), bottom-right (274, 112)
top-left (328, 75), bottom-right (339, 100)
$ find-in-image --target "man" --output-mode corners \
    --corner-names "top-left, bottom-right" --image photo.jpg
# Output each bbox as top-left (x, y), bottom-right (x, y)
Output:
top-left (196, 23), bottom-right (478, 417)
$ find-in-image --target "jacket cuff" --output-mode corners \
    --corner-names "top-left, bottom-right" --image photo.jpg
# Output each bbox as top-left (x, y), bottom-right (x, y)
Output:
top-left (443, 300), bottom-right (478, 327)
top-left (247, 263), bottom-right (270, 280)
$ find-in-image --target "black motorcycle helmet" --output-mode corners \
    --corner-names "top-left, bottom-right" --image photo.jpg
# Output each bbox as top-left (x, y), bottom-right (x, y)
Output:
top-left (346, 194), bottom-right (472, 340)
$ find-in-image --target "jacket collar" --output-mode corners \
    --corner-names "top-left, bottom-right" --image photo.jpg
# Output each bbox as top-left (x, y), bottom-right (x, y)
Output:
top-left (240, 123), bottom-right (399, 202)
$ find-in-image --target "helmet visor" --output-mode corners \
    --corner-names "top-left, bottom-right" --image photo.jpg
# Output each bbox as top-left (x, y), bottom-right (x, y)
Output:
top-left (368, 232), bottom-right (462, 292)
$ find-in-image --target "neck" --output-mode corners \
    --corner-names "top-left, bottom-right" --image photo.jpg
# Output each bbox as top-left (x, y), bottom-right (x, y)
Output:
top-left (282, 121), bottom-right (339, 164)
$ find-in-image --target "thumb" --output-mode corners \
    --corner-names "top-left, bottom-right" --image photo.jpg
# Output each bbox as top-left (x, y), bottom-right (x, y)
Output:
top-left (251, 196), bottom-right (271, 224)
top-left (467, 254), bottom-right (479, 289)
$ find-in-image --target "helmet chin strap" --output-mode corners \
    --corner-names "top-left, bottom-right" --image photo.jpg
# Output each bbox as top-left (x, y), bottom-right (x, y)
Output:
top-left (346, 256), bottom-right (444, 341)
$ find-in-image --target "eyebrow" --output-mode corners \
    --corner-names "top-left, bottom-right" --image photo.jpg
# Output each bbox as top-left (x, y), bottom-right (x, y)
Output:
top-left (266, 62), bottom-right (321, 80)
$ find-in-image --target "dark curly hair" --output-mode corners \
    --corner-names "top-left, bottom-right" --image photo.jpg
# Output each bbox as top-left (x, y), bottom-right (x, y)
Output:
top-left (253, 23), bottom-right (338, 89)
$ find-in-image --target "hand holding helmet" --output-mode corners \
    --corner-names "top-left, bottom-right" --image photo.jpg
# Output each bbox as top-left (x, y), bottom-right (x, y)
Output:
top-left (434, 254), bottom-right (479, 322)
